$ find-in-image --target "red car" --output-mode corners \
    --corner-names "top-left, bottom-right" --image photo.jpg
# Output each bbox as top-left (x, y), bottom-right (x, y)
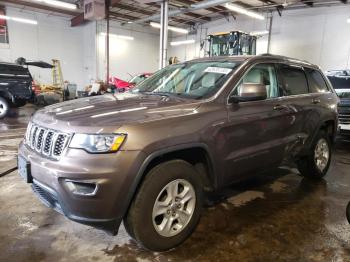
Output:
top-left (110, 73), bottom-right (152, 92)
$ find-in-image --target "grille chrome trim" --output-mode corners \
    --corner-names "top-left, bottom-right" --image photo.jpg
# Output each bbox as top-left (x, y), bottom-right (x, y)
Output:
top-left (338, 113), bottom-right (350, 124)
top-left (25, 122), bottom-right (70, 160)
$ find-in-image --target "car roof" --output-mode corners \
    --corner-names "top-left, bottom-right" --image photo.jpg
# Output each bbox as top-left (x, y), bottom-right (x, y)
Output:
top-left (0, 62), bottom-right (24, 68)
top-left (188, 54), bottom-right (319, 69)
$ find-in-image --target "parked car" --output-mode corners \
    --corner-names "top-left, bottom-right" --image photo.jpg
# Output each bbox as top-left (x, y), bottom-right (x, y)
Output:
top-left (326, 70), bottom-right (350, 89)
top-left (110, 73), bottom-right (152, 92)
top-left (0, 62), bottom-right (33, 118)
top-left (334, 88), bottom-right (350, 135)
top-left (18, 54), bottom-right (338, 251)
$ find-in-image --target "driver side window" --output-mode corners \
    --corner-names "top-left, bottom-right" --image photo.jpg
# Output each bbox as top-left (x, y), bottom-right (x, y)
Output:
top-left (233, 64), bottom-right (279, 98)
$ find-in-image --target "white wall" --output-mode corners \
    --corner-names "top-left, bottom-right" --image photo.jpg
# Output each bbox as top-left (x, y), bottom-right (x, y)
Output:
top-left (97, 21), bottom-right (159, 81)
top-left (0, 7), bottom-right (94, 90)
top-left (169, 5), bottom-right (350, 72)
top-left (0, 6), bottom-right (160, 88)
top-left (271, 6), bottom-right (350, 71)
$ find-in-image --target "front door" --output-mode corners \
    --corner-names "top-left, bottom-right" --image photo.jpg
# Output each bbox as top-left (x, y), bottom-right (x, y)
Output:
top-left (222, 63), bottom-right (298, 184)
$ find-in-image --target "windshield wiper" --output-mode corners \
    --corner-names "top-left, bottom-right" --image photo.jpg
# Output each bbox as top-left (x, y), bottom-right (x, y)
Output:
top-left (140, 91), bottom-right (197, 100)
top-left (142, 91), bottom-right (171, 97)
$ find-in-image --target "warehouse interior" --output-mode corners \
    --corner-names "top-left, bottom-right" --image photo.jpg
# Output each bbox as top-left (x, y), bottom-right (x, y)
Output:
top-left (1, 0), bottom-right (350, 261)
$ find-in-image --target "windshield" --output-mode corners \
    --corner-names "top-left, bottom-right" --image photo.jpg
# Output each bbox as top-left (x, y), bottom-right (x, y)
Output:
top-left (335, 88), bottom-right (350, 98)
top-left (132, 61), bottom-right (241, 99)
top-left (130, 75), bottom-right (147, 84)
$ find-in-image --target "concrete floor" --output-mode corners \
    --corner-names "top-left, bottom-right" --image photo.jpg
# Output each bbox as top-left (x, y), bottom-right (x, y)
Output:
top-left (1, 104), bottom-right (350, 262)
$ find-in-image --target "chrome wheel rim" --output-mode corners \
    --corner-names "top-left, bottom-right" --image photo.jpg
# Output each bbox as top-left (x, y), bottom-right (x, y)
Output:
top-left (314, 138), bottom-right (329, 172)
top-left (152, 179), bottom-right (196, 237)
top-left (0, 101), bottom-right (6, 116)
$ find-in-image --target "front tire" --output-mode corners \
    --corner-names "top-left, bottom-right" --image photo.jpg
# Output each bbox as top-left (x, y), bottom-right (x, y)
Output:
top-left (124, 160), bottom-right (203, 251)
top-left (297, 130), bottom-right (332, 179)
top-left (0, 97), bottom-right (9, 119)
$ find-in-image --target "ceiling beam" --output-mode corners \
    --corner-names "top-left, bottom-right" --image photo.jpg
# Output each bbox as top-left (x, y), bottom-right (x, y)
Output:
top-left (145, 2), bottom-right (195, 25)
top-left (71, 13), bottom-right (86, 27)
top-left (167, 1), bottom-right (211, 21)
top-left (301, 0), bottom-right (314, 6)
top-left (257, 0), bottom-right (278, 4)
top-left (109, 10), bottom-right (192, 26)
top-left (1, 0), bottom-right (79, 16)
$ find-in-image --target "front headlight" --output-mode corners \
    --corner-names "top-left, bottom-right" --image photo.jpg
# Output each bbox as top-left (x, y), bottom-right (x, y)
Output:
top-left (69, 134), bottom-right (127, 153)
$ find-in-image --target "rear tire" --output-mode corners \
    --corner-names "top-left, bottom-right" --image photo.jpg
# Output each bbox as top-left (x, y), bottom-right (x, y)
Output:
top-left (297, 130), bottom-right (332, 179)
top-left (124, 160), bottom-right (203, 251)
top-left (0, 97), bottom-right (9, 119)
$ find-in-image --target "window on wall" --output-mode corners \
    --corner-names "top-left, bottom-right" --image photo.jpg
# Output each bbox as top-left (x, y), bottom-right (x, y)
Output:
top-left (0, 8), bottom-right (9, 44)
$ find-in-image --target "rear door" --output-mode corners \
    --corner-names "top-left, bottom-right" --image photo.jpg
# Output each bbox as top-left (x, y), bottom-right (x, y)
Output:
top-left (275, 64), bottom-right (315, 156)
top-left (223, 63), bottom-right (298, 183)
top-left (305, 67), bottom-right (338, 131)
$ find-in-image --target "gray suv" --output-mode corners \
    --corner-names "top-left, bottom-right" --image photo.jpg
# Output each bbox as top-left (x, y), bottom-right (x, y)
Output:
top-left (18, 54), bottom-right (338, 251)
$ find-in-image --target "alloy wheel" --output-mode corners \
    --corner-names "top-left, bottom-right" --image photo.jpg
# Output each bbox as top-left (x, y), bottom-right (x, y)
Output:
top-left (0, 100), bottom-right (7, 117)
top-left (152, 179), bottom-right (196, 237)
top-left (314, 138), bottom-right (330, 172)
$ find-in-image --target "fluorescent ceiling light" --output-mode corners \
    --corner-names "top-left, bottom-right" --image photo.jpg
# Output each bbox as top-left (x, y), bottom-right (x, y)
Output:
top-left (225, 3), bottom-right (265, 20)
top-left (34, 0), bottom-right (77, 10)
top-left (100, 32), bottom-right (134, 40)
top-left (347, 18), bottom-right (350, 23)
top-left (150, 22), bottom-right (189, 34)
top-left (250, 30), bottom-right (269, 36)
top-left (170, 39), bottom-right (195, 46)
top-left (0, 14), bottom-right (37, 25)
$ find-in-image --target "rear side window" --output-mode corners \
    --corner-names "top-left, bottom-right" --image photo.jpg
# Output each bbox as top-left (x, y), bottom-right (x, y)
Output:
top-left (305, 68), bottom-right (329, 93)
top-left (278, 65), bottom-right (308, 96)
top-left (0, 64), bottom-right (31, 77)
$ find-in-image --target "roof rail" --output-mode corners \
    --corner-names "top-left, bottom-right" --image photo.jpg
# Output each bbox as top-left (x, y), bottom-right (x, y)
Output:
top-left (257, 53), bottom-right (314, 66)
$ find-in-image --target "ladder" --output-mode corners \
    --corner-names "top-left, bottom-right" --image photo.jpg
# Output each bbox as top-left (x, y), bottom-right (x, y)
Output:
top-left (52, 59), bottom-right (64, 91)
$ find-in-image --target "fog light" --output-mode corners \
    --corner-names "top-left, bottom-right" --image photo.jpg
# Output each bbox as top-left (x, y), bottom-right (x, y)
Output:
top-left (65, 180), bottom-right (98, 196)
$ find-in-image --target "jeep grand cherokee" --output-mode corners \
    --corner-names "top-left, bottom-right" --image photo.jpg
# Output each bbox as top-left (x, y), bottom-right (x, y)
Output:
top-left (18, 54), bottom-right (339, 251)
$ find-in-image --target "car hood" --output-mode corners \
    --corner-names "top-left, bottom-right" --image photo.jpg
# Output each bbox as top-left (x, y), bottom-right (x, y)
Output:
top-left (32, 93), bottom-right (201, 133)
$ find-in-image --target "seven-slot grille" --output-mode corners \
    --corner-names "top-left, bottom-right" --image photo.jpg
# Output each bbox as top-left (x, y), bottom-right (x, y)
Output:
top-left (25, 122), bottom-right (70, 160)
top-left (338, 107), bottom-right (350, 125)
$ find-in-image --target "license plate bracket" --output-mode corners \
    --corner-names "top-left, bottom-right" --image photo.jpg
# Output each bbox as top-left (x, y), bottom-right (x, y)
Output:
top-left (18, 156), bottom-right (32, 183)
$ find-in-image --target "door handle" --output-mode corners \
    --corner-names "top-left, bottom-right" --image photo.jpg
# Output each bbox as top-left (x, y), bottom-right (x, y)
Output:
top-left (312, 99), bottom-right (321, 104)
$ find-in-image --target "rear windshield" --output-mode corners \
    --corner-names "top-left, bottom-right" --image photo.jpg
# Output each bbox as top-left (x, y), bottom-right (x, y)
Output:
top-left (0, 64), bottom-right (31, 78)
top-left (132, 61), bottom-right (242, 99)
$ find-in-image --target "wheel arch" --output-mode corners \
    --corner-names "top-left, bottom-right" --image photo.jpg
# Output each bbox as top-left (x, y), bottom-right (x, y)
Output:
top-left (121, 143), bottom-right (216, 219)
top-left (0, 90), bottom-right (13, 103)
top-left (304, 118), bottom-right (336, 152)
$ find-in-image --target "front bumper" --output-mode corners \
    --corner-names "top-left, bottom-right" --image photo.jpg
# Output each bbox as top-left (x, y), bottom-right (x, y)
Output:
top-left (18, 141), bottom-right (146, 234)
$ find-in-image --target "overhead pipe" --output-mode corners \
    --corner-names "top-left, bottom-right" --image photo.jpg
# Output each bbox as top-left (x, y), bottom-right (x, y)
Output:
top-left (132, 0), bottom-right (235, 24)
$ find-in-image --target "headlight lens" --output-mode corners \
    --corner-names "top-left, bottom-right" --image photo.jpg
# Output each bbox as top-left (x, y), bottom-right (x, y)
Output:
top-left (69, 134), bottom-right (126, 153)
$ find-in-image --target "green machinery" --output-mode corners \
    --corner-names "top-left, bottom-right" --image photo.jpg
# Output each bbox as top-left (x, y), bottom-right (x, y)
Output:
top-left (208, 31), bottom-right (257, 57)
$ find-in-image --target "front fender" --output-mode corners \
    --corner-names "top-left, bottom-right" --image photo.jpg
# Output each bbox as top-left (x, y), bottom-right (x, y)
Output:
top-left (118, 142), bottom-right (216, 220)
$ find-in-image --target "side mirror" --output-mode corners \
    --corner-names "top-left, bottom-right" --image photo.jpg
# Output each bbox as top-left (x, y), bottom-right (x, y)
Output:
top-left (229, 83), bottom-right (267, 103)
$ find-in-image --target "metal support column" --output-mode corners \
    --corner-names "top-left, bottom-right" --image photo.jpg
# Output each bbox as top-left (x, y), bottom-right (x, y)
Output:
top-left (106, 0), bottom-right (110, 83)
top-left (159, 0), bottom-right (169, 69)
top-left (267, 14), bottom-right (273, 54)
